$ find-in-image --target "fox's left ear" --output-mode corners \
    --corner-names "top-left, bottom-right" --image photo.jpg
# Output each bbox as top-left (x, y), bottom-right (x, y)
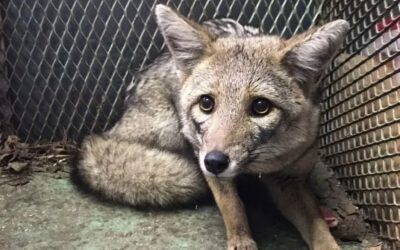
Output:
top-left (281, 20), bottom-right (350, 89)
top-left (155, 5), bottom-right (214, 79)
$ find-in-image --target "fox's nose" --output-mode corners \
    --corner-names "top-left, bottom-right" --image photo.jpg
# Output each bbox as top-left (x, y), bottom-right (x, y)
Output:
top-left (204, 151), bottom-right (230, 175)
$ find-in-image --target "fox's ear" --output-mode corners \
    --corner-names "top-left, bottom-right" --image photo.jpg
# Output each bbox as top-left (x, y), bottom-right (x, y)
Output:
top-left (281, 20), bottom-right (349, 89)
top-left (155, 5), bottom-right (213, 78)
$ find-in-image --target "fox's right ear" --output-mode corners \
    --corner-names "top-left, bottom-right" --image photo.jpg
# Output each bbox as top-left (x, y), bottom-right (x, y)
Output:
top-left (155, 4), bottom-right (213, 79)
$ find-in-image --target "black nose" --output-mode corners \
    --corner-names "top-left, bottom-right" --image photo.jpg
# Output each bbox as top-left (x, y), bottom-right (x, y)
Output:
top-left (204, 151), bottom-right (230, 175)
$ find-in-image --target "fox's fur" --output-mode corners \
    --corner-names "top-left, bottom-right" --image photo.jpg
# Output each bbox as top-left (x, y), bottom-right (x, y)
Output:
top-left (76, 16), bottom-right (261, 207)
top-left (75, 5), bottom-right (349, 250)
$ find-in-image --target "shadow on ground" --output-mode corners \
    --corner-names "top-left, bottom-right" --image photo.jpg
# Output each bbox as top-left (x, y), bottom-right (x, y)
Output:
top-left (0, 171), bottom-right (362, 250)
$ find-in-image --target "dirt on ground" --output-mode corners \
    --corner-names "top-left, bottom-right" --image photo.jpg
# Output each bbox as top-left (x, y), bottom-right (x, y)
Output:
top-left (0, 135), bottom-right (382, 249)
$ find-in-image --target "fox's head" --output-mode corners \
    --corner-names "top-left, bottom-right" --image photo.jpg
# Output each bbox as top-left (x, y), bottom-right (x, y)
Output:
top-left (155, 5), bottom-right (349, 178)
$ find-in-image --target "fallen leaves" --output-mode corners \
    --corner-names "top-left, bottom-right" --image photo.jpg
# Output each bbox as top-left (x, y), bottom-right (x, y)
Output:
top-left (0, 135), bottom-right (77, 186)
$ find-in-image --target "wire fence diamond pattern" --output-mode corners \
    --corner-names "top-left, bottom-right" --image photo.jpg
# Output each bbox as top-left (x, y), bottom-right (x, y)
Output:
top-left (0, 0), bottom-right (320, 143)
top-left (1, 0), bottom-right (400, 248)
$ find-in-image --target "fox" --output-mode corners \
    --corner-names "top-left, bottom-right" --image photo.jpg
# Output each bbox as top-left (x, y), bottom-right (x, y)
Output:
top-left (75, 4), bottom-right (350, 250)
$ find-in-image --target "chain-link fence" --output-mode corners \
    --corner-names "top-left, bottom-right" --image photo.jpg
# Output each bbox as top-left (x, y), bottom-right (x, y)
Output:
top-left (0, 0), bottom-right (321, 143)
top-left (1, 0), bottom-right (400, 247)
top-left (0, 12), bottom-right (13, 144)
top-left (319, 0), bottom-right (400, 248)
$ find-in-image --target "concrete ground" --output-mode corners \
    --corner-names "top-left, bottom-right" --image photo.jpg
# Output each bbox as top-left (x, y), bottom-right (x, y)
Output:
top-left (0, 171), bottom-right (363, 250)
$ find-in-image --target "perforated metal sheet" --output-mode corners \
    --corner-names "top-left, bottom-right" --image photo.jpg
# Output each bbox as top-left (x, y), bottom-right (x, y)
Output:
top-left (319, 0), bottom-right (400, 248)
top-left (0, 0), bottom-right (320, 142)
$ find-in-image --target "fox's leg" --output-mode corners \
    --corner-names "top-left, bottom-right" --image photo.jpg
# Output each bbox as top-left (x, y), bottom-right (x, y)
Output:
top-left (264, 177), bottom-right (339, 250)
top-left (206, 177), bottom-right (257, 250)
top-left (76, 134), bottom-right (208, 207)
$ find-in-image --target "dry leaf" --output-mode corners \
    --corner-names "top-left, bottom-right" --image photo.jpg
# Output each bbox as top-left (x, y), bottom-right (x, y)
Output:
top-left (8, 162), bottom-right (29, 173)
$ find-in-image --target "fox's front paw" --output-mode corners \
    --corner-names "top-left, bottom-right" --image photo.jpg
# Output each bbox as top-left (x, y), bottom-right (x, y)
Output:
top-left (227, 236), bottom-right (257, 250)
top-left (312, 239), bottom-right (341, 250)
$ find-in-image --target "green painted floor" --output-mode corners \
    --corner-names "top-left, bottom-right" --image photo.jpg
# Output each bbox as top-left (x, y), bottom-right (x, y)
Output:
top-left (0, 172), bottom-right (362, 250)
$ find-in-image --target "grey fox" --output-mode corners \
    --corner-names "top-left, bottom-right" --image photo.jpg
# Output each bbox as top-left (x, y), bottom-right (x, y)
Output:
top-left (75, 4), bottom-right (349, 250)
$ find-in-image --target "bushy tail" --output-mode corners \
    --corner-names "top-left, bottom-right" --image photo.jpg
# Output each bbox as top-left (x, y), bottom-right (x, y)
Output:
top-left (74, 134), bottom-right (207, 207)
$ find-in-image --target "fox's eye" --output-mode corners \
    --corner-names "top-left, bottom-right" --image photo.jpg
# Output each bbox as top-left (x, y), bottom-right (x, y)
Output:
top-left (199, 95), bottom-right (214, 113)
top-left (251, 98), bottom-right (271, 116)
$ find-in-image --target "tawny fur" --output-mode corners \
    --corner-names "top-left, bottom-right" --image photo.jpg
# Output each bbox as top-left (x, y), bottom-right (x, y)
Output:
top-left (75, 4), bottom-right (350, 250)
top-left (77, 135), bottom-right (206, 206)
top-left (75, 14), bottom-right (261, 207)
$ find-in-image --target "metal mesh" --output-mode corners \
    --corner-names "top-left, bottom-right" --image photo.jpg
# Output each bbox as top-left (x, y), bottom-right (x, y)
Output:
top-left (318, 0), bottom-right (400, 248)
top-left (0, 0), bottom-right (320, 142)
top-left (2, 0), bottom-right (400, 247)
top-left (0, 11), bottom-right (14, 142)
